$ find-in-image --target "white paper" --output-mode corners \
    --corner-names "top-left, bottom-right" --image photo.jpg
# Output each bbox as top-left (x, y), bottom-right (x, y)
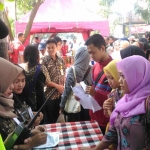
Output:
top-left (72, 85), bottom-right (101, 113)
top-left (80, 81), bottom-right (87, 91)
top-left (66, 52), bottom-right (72, 56)
top-left (33, 132), bottom-right (60, 149)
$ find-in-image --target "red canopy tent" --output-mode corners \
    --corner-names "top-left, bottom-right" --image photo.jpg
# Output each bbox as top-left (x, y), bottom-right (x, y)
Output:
top-left (15, 0), bottom-right (109, 43)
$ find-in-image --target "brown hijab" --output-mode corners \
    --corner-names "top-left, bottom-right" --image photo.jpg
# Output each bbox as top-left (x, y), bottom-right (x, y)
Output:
top-left (0, 58), bottom-right (22, 118)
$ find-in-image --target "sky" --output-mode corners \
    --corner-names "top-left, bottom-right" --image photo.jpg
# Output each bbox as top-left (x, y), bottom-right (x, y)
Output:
top-left (6, 0), bottom-right (137, 20)
top-left (81, 0), bottom-right (136, 14)
top-left (111, 0), bottom-right (136, 13)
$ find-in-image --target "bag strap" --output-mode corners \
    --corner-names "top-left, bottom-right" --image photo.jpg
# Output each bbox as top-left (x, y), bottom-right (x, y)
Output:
top-left (82, 65), bottom-right (91, 81)
top-left (94, 70), bottom-right (104, 88)
top-left (29, 64), bottom-right (41, 95)
top-left (72, 66), bottom-right (77, 84)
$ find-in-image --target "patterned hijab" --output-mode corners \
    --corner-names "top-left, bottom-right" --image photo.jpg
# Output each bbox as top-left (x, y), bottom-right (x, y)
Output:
top-left (74, 46), bottom-right (91, 83)
top-left (110, 56), bottom-right (150, 125)
top-left (0, 58), bottom-right (22, 118)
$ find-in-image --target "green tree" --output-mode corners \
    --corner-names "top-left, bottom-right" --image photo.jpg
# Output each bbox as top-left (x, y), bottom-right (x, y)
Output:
top-left (0, 0), bottom-right (44, 59)
top-left (134, 0), bottom-right (150, 23)
top-left (99, 0), bottom-right (116, 18)
top-left (5, 0), bottom-right (45, 43)
top-left (99, 0), bottom-right (150, 23)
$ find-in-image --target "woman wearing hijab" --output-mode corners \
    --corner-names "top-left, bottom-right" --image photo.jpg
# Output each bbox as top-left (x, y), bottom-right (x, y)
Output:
top-left (81, 56), bottom-right (150, 150)
top-left (0, 58), bottom-right (22, 140)
top-left (110, 40), bottom-right (121, 59)
top-left (146, 49), bottom-right (150, 62)
top-left (13, 67), bottom-right (43, 126)
top-left (120, 45), bottom-right (146, 59)
top-left (132, 41), bottom-right (144, 50)
top-left (119, 40), bottom-right (129, 50)
top-left (60, 46), bottom-right (92, 121)
top-left (103, 60), bottom-right (123, 150)
top-left (103, 60), bottom-right (123, 117)
top-left (0, 58), bottom-right (47, 150)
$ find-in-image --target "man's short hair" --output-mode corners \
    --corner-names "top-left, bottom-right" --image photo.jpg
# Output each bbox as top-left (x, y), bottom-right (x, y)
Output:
top-left (46, 39), bottom-right (57, 46)
top-left (34, 36), bottom-right (39, 40)
top-left (104, 36), bottom-right (109, 40)
top-left (18, 32), bottom-right (24, 38)
top-left (109, 36), bottom-right (115, 40)
top-left (53, 36), bottom-right (62, 44)
top-left (85, 34), bottom-right (106, 49)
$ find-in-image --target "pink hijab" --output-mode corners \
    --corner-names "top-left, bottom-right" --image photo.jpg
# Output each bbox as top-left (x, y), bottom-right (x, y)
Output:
top-left (110, 55), bottom-right (150, 125)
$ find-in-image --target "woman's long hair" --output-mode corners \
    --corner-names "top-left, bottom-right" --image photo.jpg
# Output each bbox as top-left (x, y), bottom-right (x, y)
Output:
top-left (24, 44), bottom-right (39, 69)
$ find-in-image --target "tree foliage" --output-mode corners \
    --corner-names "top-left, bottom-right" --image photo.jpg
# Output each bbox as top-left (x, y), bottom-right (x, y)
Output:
top-left (134, 0), bottom-right (150, 23)
top-left (99, 0), bottom-right (150, 23)
top-left (98, 0), bottom-right (116, 18)
top-left (0, 2), bottom-right (4, 11)
top-left (6, 0), bottom-right (37, 18)
top-left (5, 0), bottom-right (44, 42)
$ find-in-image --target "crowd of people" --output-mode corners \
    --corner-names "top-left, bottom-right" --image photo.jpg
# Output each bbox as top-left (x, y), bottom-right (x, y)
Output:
top-left (1, 17), bottom-right (150, 149)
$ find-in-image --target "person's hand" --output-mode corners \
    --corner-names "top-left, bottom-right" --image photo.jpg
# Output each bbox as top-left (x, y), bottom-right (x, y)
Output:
top-left (60, 107), bottom-right (64, 114)
top-left (13, 132), bottom-right (47, 149)
top-left (32, 126), bottom-right (46, 135)
top-left (13, 137), bottom-right (32, 150)
top-left (38, 112), bottom-right (43, 121)
top-left (32, 112), bottom-right (43, 127)
top-left (56, 84), bottom-right (64, 94)
top-left (103, 109), bottom-right (109, 118)
top-left (30, 132), bottom-right (47, 147)
top-left (85, 86), bottom-right (95, 97)
top-left (103, 98), bottom-right (113, 110)
top-left (103, 98), bottom-right (113, 117)
top-left (74, 95), bottom-right (80, 101)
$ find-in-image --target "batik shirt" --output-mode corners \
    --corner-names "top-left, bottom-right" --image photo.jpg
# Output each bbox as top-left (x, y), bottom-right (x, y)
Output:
top-left (41, 55), bottom-right (66, 100)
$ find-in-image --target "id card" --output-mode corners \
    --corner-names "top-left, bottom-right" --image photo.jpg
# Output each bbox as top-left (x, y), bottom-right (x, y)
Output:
top-left (28, 107), bottom-right (34, 119)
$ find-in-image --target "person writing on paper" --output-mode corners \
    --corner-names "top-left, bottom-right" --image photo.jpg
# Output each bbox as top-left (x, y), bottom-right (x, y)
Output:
top-left (60, 46), bottom-right (92, 121)
top-left (81, 56), bottom-right (150, 150)
top-left (0, 58), bottom-right (47, 150)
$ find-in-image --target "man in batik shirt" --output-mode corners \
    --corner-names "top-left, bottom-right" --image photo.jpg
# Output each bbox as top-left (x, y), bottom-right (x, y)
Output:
top-left (41, 39), bottom-right (66, 123)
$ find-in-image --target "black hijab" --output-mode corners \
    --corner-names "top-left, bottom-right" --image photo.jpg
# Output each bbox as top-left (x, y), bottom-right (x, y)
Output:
top-left (120, 45), bottom-right (146, 59)
top-left (146, 49), bottom-right (150, 60)
top-left (0, 19), bottom-right (8, 39)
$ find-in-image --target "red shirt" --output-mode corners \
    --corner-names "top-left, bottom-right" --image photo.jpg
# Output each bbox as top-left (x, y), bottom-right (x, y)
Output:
top-left (11, 41), bottom-right (24, 64)
top-left (90, 57), bottom-right (112, 127)
top-left (61, 45), bottom-right (68, 56)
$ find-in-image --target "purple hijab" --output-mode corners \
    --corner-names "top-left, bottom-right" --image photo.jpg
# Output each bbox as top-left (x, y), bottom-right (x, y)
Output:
top-left (110, 55), bottom-right (150, 125)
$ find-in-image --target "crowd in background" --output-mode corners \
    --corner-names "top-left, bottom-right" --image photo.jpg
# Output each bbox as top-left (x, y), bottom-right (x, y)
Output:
top-left (1, 16), bottom-right (150, 149)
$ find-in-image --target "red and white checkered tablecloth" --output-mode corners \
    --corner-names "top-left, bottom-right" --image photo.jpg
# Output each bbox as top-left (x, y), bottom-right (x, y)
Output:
top-left (34, 120), bottom-right (103, 150)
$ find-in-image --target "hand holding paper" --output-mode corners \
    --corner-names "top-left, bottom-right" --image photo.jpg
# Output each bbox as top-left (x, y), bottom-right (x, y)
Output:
top-left (72, 83), bottom-right (101, 113)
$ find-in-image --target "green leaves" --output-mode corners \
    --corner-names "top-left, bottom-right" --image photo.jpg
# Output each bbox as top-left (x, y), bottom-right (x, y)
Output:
top-left (6, 0), bottom-right (15, 2)
top-left (0, 2), bottom-right (4, 11)
top-left (98, 0), bottom-right (115, 18)
top-left (134, 0), bottom-right (150, 23)
top-left (99, 0), bottom-right (116, 7)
